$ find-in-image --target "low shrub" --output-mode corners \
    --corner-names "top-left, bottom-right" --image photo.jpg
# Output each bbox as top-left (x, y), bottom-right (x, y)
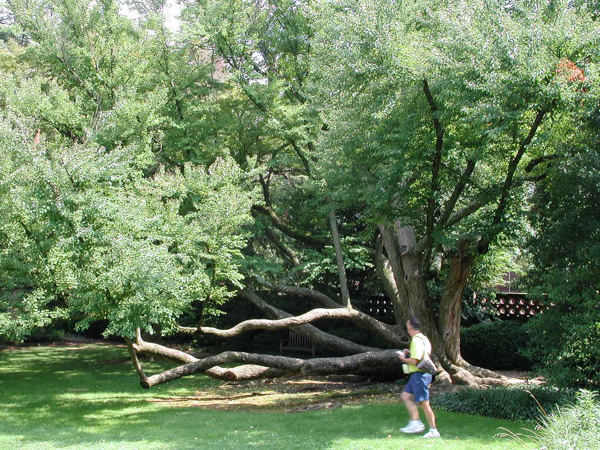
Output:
top-left (498, 390), bottom-right (600, 450)
top-left (523, 312), bottom-right (600, 389)
top-left (431, 386), bottom-right (575, 422)
top-left (461, 320), bottom-right (533, 370)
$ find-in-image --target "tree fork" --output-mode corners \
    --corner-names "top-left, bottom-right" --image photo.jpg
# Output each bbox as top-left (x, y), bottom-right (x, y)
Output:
top-left (478, 109), bottom-right (547, 254)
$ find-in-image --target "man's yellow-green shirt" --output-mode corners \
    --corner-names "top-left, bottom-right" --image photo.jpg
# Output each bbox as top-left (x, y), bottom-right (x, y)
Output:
top-left (407, 332), bottom-right (432, 373)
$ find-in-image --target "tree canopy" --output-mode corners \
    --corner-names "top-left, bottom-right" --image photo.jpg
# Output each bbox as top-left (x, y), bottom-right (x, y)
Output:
top-left (1, 0), bottom-right (598, 388)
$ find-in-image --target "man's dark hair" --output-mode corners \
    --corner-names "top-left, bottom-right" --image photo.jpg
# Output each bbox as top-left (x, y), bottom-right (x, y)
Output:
top-left (408, 316), bottom-right (422, 331)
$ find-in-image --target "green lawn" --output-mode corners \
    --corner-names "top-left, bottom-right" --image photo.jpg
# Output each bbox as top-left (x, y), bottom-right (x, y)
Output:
top-left (0, 344), bottom-right (536, 449)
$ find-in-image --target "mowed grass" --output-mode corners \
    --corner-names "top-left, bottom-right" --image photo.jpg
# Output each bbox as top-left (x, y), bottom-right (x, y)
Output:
top-left (0, 344), bottom-right (536, 450)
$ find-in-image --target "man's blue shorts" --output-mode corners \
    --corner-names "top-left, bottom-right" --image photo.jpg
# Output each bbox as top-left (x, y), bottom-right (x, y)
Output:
top-left (403, 371), bottom-right (432, 403)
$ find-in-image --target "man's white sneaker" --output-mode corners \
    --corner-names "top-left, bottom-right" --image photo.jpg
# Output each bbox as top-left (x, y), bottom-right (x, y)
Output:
top-left (422, 429), bottom-right (441, 439)
top-left (400, 421), bottom-right (425, 434)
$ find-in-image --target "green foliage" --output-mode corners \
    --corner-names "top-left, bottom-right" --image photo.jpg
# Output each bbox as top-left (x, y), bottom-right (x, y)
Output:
top-left (468, 237), bottom-right (529, 292)
top-left (432, 386), bottom-right (575, 422)
top-left (528, 390), bottom-right (600, 450)
top-left (4, 0), bottom-right (223, 166)
top-left (309, 0), bottom-right (600, 320)
top-left (1, 0), bottom-right (599, 363)
top-left (183, 0), bottom-right (319, 166)
top-left (0, 111), bottom-right (257, 341)
top-left (0, 0), bottom-right (263, 343)
top-left (524, 313), bottom-right (600, 389)
top-left (311, 0), bottom-right (600, 234)
top-left (461, 320), bottom-right (533, 370)
top-left (522, 84), bottom-right (600, 389)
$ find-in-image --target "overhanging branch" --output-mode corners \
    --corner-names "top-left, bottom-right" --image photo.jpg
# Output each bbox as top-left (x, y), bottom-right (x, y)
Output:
top-left (252, 205), bottom-right (328, 249)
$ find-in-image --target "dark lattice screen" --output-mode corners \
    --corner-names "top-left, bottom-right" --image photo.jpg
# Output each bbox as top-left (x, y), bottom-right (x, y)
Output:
top-left (480, 293), bottom-right (547, 319)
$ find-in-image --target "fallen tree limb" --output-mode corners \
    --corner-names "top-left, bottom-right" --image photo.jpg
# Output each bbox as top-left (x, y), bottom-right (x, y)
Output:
top-left (208, 365), bottom-right (289, 380)
top-left (179, 306), bottom-right (408, 348)
top-left (131, 331), bottom-right (284, 381)
top-left (253, 278), bottom-right (407, 345)
top-left (238, 288), bottom-right (380, 354)
top-left (139, 349), bottom-right (404, 388)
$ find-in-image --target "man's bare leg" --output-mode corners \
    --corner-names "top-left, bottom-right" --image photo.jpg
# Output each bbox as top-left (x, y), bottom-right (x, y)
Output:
top-left (401, 391), bottom-right (420, 421)
top-left (419, 400), bottom-right (437, 429)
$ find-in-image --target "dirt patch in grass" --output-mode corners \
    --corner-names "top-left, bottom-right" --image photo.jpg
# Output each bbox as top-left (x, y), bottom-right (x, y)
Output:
top-left (8, 338), bottom-right (541, 413)
top-left (147, 369), bottom-right (546, 413)
top-left (148, 375), bottom-right (404, 413)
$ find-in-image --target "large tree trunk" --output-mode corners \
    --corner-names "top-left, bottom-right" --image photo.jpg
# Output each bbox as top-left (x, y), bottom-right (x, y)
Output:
top-left (393, 222), bottom-right (433, 323)
top-left (376, 222), bottom-right (506, 387)
top-left (378, 225), bottom-right (410, 324)
top-left (438, 238), bottom-right (474, 362)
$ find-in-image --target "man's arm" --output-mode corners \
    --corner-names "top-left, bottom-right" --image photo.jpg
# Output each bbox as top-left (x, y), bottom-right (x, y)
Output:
top-left (398, 353), bottom-right (421, 365)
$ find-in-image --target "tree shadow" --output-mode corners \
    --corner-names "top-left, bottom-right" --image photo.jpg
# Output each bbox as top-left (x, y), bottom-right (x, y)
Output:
top-left (0, 345), bottom-right (531, 450)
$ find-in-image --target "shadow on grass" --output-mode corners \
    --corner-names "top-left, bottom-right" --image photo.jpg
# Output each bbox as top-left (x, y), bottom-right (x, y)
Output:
top-left (0, 345), bottom-right (534, 450)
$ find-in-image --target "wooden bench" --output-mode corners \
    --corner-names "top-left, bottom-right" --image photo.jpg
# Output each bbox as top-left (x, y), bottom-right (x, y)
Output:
top-left (279, 331), bottom-right (317, 357)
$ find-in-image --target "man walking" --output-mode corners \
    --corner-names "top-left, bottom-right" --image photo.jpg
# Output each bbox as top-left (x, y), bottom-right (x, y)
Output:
top-left (397, 316), bottom-right (440, 439)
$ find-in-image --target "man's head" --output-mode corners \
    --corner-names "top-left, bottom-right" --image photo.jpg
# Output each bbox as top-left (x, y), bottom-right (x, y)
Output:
top-left (406, 316), bottom-right (422, 336)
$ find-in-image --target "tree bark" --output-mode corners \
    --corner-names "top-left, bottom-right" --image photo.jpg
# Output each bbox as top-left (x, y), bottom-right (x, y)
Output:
top-left (378, 225), bottom-right (410, 324)
top-left (328, 208), bottom-right (352, 308)
top-left (437, 238), bottom-right (474, 362)
top-left (208, 365), bottom-right (288, 381)
top-left (239, 288), bottom-right (380, 354)
top-left (374, 233), bottom-right (404, 327)
top-left (139, 349), bottom-right (403, 388)
top-left (178, 305), bottom-right (407, 347)
top-left (393, 222), bottom-right (433, 328)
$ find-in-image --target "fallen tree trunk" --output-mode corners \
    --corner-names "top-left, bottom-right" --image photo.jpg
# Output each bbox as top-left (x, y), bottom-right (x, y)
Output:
top-left (138, 349), bottom-right (404, 388)
top-left (126, 276), bottom-right (507, 388)
top-left (179, 305), bottom-right (407, 348)
top-left (131, 330), bottom-right (289, 381)
top-left (209, 365), bottom-right (289, 381)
